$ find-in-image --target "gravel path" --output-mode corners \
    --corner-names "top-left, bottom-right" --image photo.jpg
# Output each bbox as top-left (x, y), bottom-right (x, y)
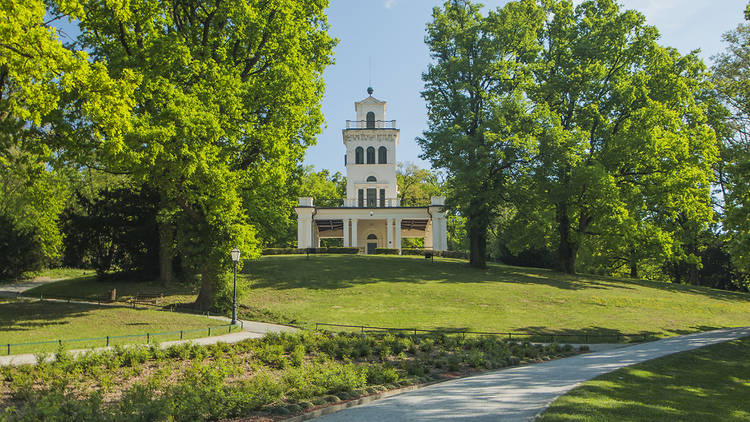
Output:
top-left (313, 326), bottom-right (750, 422)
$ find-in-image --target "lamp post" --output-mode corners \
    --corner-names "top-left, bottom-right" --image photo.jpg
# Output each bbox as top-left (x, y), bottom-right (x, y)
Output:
top-left (230, 247), bottom-right (241, 325)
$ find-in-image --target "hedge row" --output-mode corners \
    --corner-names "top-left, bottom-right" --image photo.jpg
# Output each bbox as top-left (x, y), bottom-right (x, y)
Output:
top-left (401, 249), bottom-right (469, 259)
top-left (262, 247), bottom-right (360, 255)
top-left (374, 248), bottom-right (399, 255)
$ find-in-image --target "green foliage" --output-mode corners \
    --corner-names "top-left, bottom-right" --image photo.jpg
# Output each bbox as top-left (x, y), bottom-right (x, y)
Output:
top-left (421, 0), bottom-right (541, 268)
top-left (396, 162), bottom-right (443, 206)
top-left (0, 214), bottom-right (45, 280)
top-left (0, 142), bottom-right (69, 269)
top-left (61, 184), bottom-right (159, 278)
top-left (57, 0), bottom-right (337, 309)
top-left (713, 13), bottom-right (750, 284)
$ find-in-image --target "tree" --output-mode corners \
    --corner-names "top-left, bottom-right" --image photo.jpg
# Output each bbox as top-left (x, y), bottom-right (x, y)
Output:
top-left (713, 5), bottom-right (750, 279)
top-left (420, 0), bottom-right (542, 268)
top-left (524, 0), bottom-right (718, 274)
top-left (0, 141), bottom-right (69, 265)
top-left (396, 162), bottom-right (442, 206)
top-left (66, 0), bottom-right (335, 309)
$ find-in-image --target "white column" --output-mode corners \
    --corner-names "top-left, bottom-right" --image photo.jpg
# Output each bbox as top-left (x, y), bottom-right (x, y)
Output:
top-left (432, 217), bottom-right (441, 251)
top-left (387, 218), bottom-right (394, 249)
top-left (343, 218), bottom-right (350, 247)
top-left (395, 218), bottom-right (402, 254)
top-left (441, 216), bottom-right (448, 251)
top-left (298, 217), bottom-right (313, 249)
top-left (351, 218), bottom-right (358, 248)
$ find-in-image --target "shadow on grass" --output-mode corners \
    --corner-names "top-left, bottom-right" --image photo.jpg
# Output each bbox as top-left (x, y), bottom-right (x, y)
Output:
top-left (0, 301), bottom-right (99, 332)
top-left (23, 275), bottom-right (196, 302)
top-left (510, 325), bottom-right (661, 343)
top-left (244, 255), bottom-right (626, 292)
top-left (540, 338), bottom-right (750, 422)
top-left (242, 255), bottom-right (750, 305)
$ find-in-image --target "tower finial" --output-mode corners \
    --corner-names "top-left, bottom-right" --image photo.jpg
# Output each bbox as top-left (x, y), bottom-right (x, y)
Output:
top-left (367, 86), bottom-right (374, 95)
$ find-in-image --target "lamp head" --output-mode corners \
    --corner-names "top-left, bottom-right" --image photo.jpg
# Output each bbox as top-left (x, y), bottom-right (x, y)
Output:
top-left (230, 248), bottom-right (241, 262)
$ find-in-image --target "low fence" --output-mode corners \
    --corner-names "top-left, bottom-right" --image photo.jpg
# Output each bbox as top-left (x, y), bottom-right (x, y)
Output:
top-left (313, 322), bottom-right (650, 344)
top-left (16, 291), bottom-right (214, 316)
top-left (3, 322), bottom-right (242, 356)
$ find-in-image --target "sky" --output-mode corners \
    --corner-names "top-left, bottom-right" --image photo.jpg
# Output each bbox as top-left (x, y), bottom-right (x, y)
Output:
top-left (306, 0), bottom-right (749, 174)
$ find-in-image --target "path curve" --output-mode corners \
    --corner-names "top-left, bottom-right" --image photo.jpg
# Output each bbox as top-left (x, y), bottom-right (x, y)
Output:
top-left (313, 326), bottom-right (750, 422)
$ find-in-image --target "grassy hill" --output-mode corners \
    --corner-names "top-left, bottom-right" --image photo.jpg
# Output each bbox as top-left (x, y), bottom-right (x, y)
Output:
top-left (24, 254), bottom-right (750, 341)
top-left (240, 255), bottom-right (750, 340)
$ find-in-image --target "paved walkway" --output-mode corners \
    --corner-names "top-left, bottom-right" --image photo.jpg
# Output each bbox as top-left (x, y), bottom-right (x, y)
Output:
top-left (0, 277), bottom-right (63, 298)
top-left (313, 326), bottom-right (750, 422)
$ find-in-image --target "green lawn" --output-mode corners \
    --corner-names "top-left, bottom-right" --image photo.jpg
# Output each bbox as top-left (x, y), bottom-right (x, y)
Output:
top-left (539, 337), bottom-right (750, 421)
top-left (0, 300), bottom-right (236, 354)
top-left (240, 255), bottom-right (750, 340)
top-left (24, 255), bottom-right (750, 342)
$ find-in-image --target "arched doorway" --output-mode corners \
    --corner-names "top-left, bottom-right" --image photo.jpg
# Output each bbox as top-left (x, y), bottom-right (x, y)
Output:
top-left (366, 234), bottom-right (377, 255)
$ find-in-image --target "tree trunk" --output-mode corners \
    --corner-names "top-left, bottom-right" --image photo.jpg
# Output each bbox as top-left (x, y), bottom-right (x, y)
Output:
top-left (555, 203), bottom-right (578, 274)
top-left (158, 221), bottom-right (175, 285)
top-left (195, 262), bottom-right (218, 311)
top-left (158, 192), bottom-right (174, 285)
top-left (467, 215), bottom-right (487, 269)
top-left (629, 259), bottom-right (638, 278)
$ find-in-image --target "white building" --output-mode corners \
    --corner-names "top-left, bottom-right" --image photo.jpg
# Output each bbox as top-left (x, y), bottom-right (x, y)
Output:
top-left (295, 88), bottom-right (448, 254)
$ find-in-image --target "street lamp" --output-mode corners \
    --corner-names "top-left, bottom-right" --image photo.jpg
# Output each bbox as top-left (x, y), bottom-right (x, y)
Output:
top-left (230, 247), bottom-right (241, 325)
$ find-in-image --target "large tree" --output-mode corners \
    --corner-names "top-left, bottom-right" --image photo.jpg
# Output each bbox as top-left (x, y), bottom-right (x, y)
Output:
top-left (528, 0), bottom-right (717, 274)
top-left (420, 0), bottom-right (542, 268)
top-left (59, 0), bottom-right (335, 309)
top-left (713, 4), bottom-right (750, 280)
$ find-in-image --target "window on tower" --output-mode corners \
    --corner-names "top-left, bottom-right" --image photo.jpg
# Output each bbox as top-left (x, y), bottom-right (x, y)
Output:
top-left (367, 176), bottom-right (377, 182)
top-left (366, 111), bottom-right (375, 128)
top-left (355, 147), bottom-right (364, 164)
top-left (378, 146), bottom-right (387, 164)
top-left (366, 146), bottom-right (375, 164)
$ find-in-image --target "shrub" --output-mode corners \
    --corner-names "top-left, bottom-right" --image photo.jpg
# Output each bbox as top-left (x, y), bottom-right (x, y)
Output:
top-left (364, 364), bottom-right (400, 385)
top-left (0, 214), bottom-right (45, 281)
top-left (255, 344), bottom-right (288, 369)
top-left (374, 248), bottom-right (399, 255)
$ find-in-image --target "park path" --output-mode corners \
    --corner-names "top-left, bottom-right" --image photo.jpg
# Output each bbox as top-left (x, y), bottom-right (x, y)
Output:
top-left (313, 326), bottom-right (750, 422)
top-left (0, 277), bottom-right (64, 298)
top-left (0, 318), bottom-right (295, 366)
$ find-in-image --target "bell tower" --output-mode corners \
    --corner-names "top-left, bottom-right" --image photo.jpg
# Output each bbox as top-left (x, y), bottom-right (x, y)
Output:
top-left (342, 87), bottom-right (400, 207)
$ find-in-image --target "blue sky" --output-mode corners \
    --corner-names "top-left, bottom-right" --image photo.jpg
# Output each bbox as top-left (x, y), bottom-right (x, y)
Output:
top-left (307, 0), bottom-right (749, 174)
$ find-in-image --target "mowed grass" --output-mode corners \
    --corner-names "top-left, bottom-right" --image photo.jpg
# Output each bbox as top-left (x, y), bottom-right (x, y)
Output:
top-left (0, 300), bottom-right (235, 354)
top-left (239, 255), bottom-right (750, 339)
top-left (539, 336), bottom-right (750, 421)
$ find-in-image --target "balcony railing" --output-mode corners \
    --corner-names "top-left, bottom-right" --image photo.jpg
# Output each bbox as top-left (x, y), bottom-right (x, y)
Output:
top-left (345, 120), bottom-right (397, 129)
top-left (343, 198), bottom-right (402, 207)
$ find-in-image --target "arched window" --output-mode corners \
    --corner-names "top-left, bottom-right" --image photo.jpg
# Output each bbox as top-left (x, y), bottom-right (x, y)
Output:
top-left (366, 111), bottom-right (375, 128)
top-left (355, 147), bottom-right (364, 164)
top-left (378, 146), bottom-right (387, 164)
top-left (366, 146), bottom-right (375, 164)
top-left (367, 176), bottom-right (377, 182)
top-left (367, 234), bottom-right (377, 239)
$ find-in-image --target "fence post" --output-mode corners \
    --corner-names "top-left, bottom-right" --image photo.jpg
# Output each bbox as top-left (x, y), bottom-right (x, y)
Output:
top-left (180, 330), bottom-right (184, 340)
top-left (146, 333), bottom-right (150, 343)
top-left (58, 339), bottom-right (62, 346)
top-left (208, 327), bottom-right (211, 337)
top-left (508, 333), bottom-right (511, 341)
top-left (106, 336), bottom-right (110, 347)
top-left (361, 325), bottom-right (364, 334)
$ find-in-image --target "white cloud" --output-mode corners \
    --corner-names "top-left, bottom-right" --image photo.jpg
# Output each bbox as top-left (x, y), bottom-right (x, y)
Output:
top-left (385, 0), bottom-right (397, 9)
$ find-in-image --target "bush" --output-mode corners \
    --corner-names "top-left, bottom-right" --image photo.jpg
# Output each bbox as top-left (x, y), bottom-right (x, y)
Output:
top-left (0, 214), bottom-right (45, 281)
top-left (262, 247), bottom-right (359, 255)
top-left (374, 248), bottom-right (399, 255)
